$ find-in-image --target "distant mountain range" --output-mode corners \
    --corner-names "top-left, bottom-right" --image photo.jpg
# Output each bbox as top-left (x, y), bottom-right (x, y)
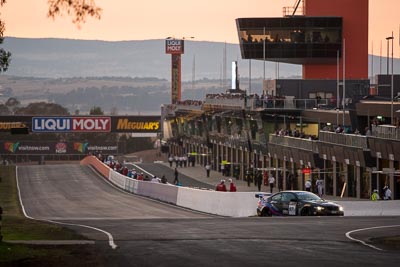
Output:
top-left (2, 37), bottom-right (302, 80)
top-left (2, 37), bottom-right (399, 82)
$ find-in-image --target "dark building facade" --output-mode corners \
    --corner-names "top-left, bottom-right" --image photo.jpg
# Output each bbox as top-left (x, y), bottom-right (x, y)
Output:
top-left (162, 0), bottom-right (400, 200)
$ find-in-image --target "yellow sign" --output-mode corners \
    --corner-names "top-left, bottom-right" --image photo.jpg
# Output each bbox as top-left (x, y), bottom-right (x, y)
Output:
top-left (116, 119), bottom-right (159, 131)
top-left (0, 122), bottom-right (26, 130)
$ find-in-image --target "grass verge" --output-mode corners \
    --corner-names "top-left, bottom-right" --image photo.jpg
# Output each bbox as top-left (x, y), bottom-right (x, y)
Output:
top-left (0, 165), bottom-right (104, 265)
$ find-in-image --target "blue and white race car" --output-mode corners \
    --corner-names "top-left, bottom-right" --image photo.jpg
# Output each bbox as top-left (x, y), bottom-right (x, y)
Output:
top-left (256, 191), bottom-right (344, 216)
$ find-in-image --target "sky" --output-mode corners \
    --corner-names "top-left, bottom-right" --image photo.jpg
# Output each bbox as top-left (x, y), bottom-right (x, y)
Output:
top-left (1, 0), bottom-right (399, 56)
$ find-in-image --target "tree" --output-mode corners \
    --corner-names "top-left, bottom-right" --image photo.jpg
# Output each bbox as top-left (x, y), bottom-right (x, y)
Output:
top-left (47, 0), bottom-right (102, 25)
top-left (4, 97), bottom-right (20, 114)
top-left (0, 0), bottom-right (102, 72)
top-left (14, 102), bottom-right (70, 115)
top-left (89, 106), bottom-right (104, 115)
top-left (0, 4), bottom-right (11, 72)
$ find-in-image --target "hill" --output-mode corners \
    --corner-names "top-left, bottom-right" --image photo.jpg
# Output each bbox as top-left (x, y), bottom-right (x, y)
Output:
top-left (2, 37), bottom-right (301, 80)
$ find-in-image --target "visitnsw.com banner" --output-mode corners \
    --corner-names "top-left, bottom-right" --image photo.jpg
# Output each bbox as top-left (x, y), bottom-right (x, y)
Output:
top-left (1, 141), bottom-right (119, 155)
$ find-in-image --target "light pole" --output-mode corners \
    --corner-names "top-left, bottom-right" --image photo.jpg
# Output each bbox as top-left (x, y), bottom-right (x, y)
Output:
top-left (386, 33), bottom-right (394, 124)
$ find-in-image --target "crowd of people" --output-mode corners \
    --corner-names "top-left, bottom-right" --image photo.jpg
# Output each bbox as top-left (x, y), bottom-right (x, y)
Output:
top-left (215, 179), bottom-right (237, 192)
top-left (371, 186), bottom-right (392, 201)
top-left (275, 128), bottom-right (318, 140)
top-left (168, 154), bottom-right (196, 168)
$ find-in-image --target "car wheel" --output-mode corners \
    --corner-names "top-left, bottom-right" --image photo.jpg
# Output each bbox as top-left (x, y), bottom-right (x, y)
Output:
top-left (257, 209), bottom-right (262, 217)
top-left (262, 208), bottom-right (272, 217)
top-left (300, 208), bottom-right (311, 216)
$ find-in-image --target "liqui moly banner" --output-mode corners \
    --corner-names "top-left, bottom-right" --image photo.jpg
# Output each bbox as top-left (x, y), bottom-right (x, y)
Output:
top-left (165, 39), bottom-right (184, 54)
top-left (32, 117), bottom-right (111, 132)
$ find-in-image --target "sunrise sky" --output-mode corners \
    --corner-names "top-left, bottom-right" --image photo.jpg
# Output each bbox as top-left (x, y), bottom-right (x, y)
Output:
top-left (1, 0), bottom-right (399, 56)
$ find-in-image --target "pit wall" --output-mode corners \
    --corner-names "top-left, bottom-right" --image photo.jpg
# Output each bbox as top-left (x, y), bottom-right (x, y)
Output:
top-left (80, 156), bottom-right (259, 217)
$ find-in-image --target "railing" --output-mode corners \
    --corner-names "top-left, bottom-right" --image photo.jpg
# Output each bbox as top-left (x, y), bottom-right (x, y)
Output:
top-left (203, 97), bottom-right (245, 109)
top-left (319, 131), bottom-right (369, 150)
top-left (249, 98), bottom-right (329, 110)
top-left (371, 124), bottom-right (400, 140)
top-left (201, 95), bottom-right (332, 111)
top-left (269, 134), bottom-right (319, 153)
top-left (282, 0), bottom-right (304, 17)
top-left (209, 132), bottom-right (232, 145)
top-left (174, 104), bottom-right (202, 111)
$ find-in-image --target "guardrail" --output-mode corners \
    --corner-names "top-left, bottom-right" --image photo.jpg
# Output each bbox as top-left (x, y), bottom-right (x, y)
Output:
top-left (80, 156), bottom-right (259, 217)
top-left (371, 124), bottom-right (400, 140)
top-left (204, 97), bottom-right (245, 109)
top-left (319, 131), bottom-right (369, 149)
top-left (269, 134), bottom-right (318, 153)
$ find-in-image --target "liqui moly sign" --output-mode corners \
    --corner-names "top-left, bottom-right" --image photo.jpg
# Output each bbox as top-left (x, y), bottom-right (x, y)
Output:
top-left (165, 39), bottom-right (184, 54)
top-left (32, 117), bottom-right (111, 132)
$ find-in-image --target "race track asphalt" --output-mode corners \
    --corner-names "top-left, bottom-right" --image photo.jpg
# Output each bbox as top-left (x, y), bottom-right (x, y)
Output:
top-left (16, 164), bottom-right (400, 267)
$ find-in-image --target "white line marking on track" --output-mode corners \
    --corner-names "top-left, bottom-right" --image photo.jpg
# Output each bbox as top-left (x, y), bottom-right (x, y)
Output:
top-left (16, 166), bottom-right (118, 250)
top-left (345, 225), bottom-right (400, 251)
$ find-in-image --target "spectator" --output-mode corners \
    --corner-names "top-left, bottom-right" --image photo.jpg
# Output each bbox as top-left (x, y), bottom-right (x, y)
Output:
top-left (161, 175), bottom-right (167, 184)
top-left (168, 155), bottom-right (174, 167)
top-left (383, 186), bottom-right (392, 200)
top-left (305, 180), bottom-right (311, 192)
top-left (183, 154), bottom-right (188, 167)
top-left (205, 163), bottom-right (211, 178)
top-left (174, 168), bottom-right (179, 185)
top-left (151, 175), bottom-right (160, 183)
top-left (268, 175), bottom-right (275, 194)
top-left (216, 179), bottom-right (227, 192)
top-left (371, 189), bottom-right (380, 201)
top-left (256, 171), bottom-right (263, 192)
top-left (316, 178), bottom-right (324, 197)
top-left (228, 179), bottom-right (237, 192)
top-left (221, 163), bottom-right (225, 176)
top-left (278, 172), bottom-right (283, 192)
top-left (246, 171), bottom-right (252, 187)
top-left (365, 127), bottom-right (372, 136)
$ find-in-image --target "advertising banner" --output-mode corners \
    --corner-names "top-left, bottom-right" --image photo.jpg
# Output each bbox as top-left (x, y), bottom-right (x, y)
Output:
top-left (0, 116), bottom-right (161, 133)
top-left (112, 116), bottom-right (161, 133)
top-left (165, 39), bottom-right (184, 54)
top-left (32, 117), bottom-right (111, 132)
top-left (0, 116), bottom-right (32, 132)
top-left (1, 141), bottom-right (119, 155)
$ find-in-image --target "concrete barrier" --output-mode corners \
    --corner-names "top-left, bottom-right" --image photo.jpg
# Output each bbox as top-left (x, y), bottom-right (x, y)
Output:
top-left (138, 181), bottom-right (179, 205)
top-left (81, 156), bottom-right (400, 217)
top-left (335, 200), bottom-right (400, 216)
top-left (176, 188), bottom-right (260, 217)
top-left (81, 156), bottom-right (110, 179)
top-left (81, 156), bottom-right (258, 216)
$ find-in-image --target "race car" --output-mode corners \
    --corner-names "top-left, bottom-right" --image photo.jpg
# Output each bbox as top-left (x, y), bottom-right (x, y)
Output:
top-left (256, 190), bottom-right (344, 216)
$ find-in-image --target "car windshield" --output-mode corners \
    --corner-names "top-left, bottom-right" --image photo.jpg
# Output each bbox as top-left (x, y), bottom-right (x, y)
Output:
top-left (295, 192), bottom-right (323, 201)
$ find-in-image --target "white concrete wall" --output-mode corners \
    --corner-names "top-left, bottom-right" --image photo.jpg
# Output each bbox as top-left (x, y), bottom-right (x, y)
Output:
top-left (84, 156), bottom-right (400, 217)
top-left (176, 188), bottom-right (260, 217)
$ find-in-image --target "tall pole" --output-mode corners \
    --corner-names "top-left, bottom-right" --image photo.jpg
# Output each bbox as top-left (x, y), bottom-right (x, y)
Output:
top-left (391, 31), bottom-right (394, 125)
top-left (371, 41), bottom-right (374, 82)
top-left (192, 54), bottom-right (196, 100)
top-left (342, 38), bottom-right (346, 128)
top-left (263, 27), bottom-right (266, 88)
top-left (336, 50), bottom-right (339, 126)
top-left (249, 59), bottom-right (252, 94)
top-left (380, 40), bottom-right (382, 74)
top-left (387, 37), bottom-right (390, 75)
top-left (223, 42), bottom-right (227, 88)
top-left (387, 33), bottom-right (395, 124)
